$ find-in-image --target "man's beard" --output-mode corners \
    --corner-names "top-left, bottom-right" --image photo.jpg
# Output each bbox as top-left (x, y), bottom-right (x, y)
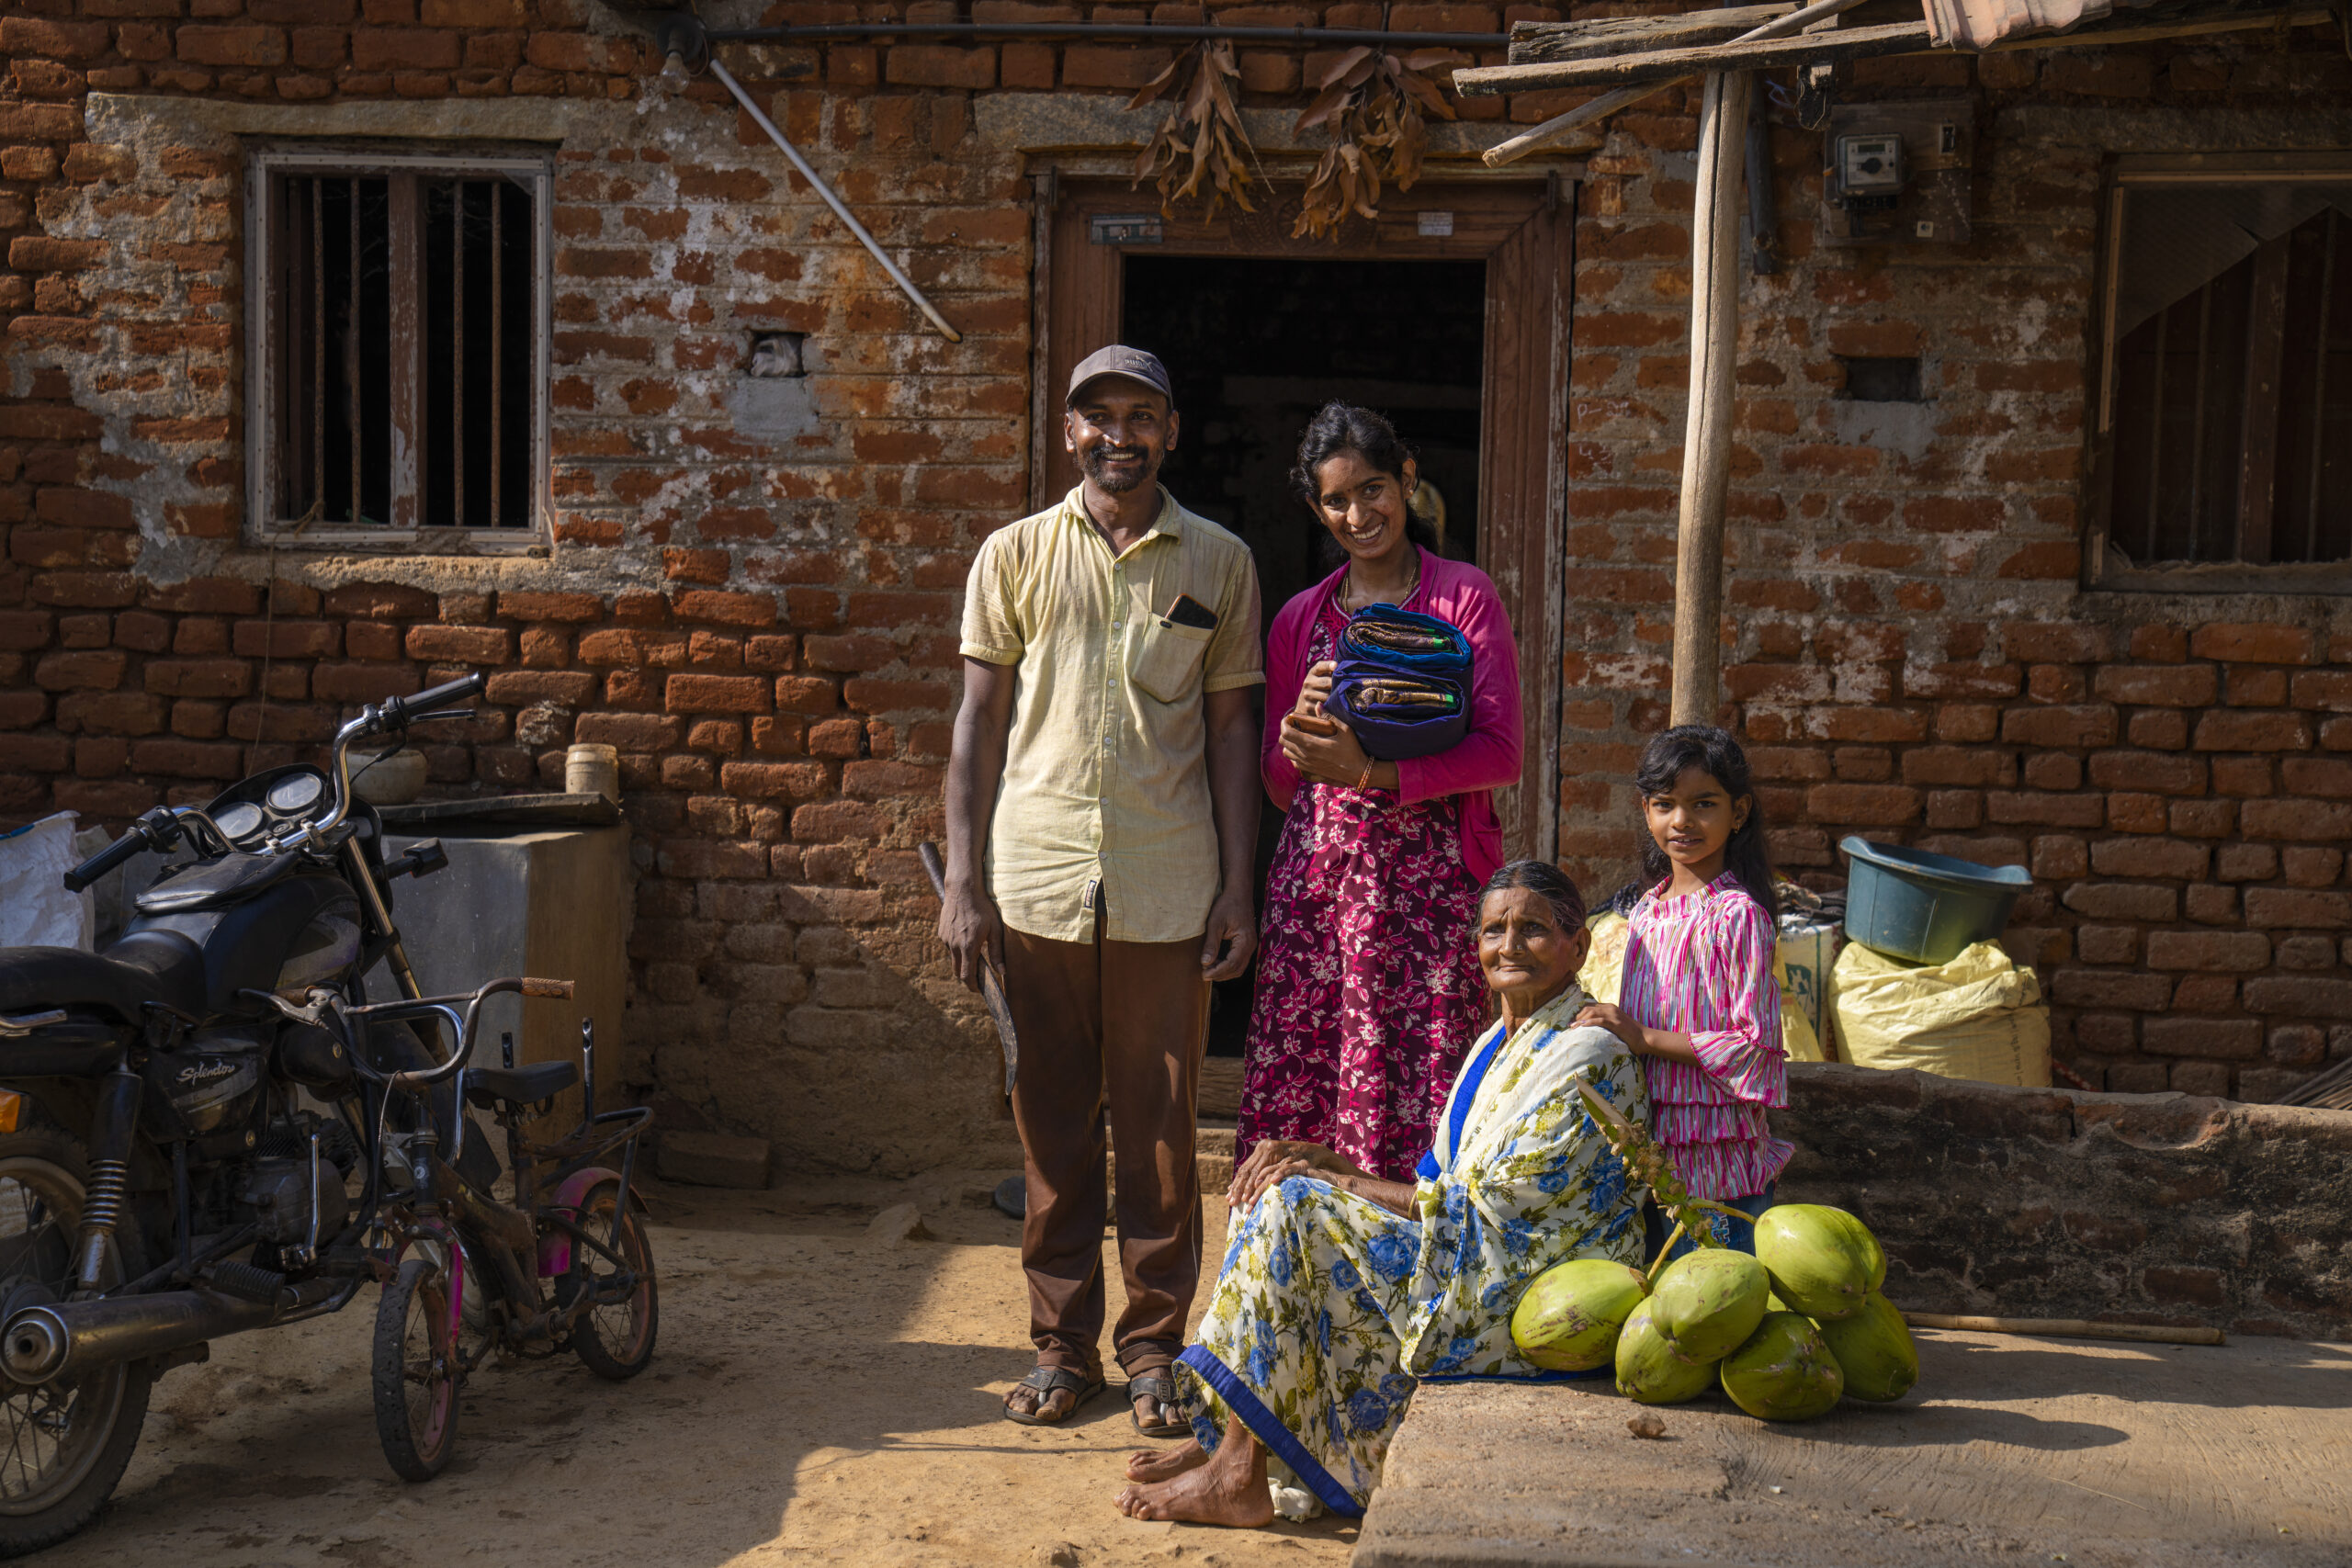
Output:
top-left (1080, 445), bottom-right (1152, 492)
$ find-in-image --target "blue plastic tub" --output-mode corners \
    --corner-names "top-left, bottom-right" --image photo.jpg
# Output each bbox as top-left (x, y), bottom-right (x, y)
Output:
top-left (1838, 837), bottom-right (2033, 966)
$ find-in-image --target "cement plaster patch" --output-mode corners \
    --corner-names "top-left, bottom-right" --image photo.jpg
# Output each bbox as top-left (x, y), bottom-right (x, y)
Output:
top-left (729, 375), bottom-right (824, 443)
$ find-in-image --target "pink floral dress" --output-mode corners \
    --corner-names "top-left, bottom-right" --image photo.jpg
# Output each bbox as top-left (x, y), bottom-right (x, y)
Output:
top-left (1237, 609), bottom-right (1488, 1182)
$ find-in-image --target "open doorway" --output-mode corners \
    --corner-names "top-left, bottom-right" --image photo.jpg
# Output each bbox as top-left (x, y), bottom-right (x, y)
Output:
top-left (1121, 256), bottom-right (1489, 1056)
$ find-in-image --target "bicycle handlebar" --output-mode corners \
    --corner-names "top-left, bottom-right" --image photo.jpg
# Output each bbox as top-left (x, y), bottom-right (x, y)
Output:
top-left (350, 974), bottom-right (577, 1090)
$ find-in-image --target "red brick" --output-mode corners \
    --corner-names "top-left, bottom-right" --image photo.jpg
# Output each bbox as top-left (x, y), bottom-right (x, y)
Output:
top-left (802, 635), bottom-right (895, 673)
top-left (2091, 664), bottom-right (2217, 707)
top-left (2143, 1016), bottom-right (2261, 1059)
top-left (496, 591), bottom-right (603, 623)
top-left (129, 739), bottom-right (243, 778)
top-left (143, 659), bottom-right (251, 698)
top-left (2241, 798), bottom-right (2352, 840)
top-left (673, 590), bottom-right (777, 627)
top-left (718, 761), bottom-right (828, 800)
top-left (884, 44), bottom-right (995, 87)
top-left (8, 237), bottom-right (107, 274)
top-left (2192, 710), bottom-right (2311, 751)
top-left (177, 24), bottom-right (288, 65)
top-left (2144, 931), bottom-right (2270, 972)
top-left (2188, 623), bottom-right (2314, 664)
top-left (1899, 747), bottom-right (2007, 787)
top-left (1999, 705), bottom-right (2117, 748)
top-left (2086, 750), bottom-right (2203, 795)
top-left (483, 670), bottom-right (597, 706)
top-left (322, 581), bottom-right (436, 619)
top-left (1985, 791), bottom-right (2104, 828)
top-left (2280, 758), bottom-right (2352, 797)
top-left (406, 625), bottom-right (512, 664)
top-left (2086, 838), bottom-right (2206, 879)
top-left (232, 620), bottom-right (339, 659)
top-left (2289, 670), bottom-right (2352, 711)
top-left (55, 692), bottom-right (166, 736)
top-left (2060, 882), bottom-right (2176, 920)
top-left (353, 27), bottom-right (459, 69)
top-left (2004, 623), bottom-right (2110, 663)
top-left (2244, 888), bottom-right (2352, 929)
top-left (1803, 783), bottom-right (1919, 826)
top-left (2170, 798), bottom-right (2236, 837)
top-left (35, 489), bottom-right (133, 530)
top-left (34, 649), bottom-right (126, 691)
top-left (311, 664), bottom-right (422, 703)
top-left (667, 674), bottom-right (770, 714)
top-left (2243, 975), bottom-right (2352, 1017)
top-left (2050, 969), bottom-right (2174, 1010)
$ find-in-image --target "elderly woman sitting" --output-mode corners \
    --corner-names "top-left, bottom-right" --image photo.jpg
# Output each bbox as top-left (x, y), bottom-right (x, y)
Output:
top-left (1114, 861), bottom-right (1650, 1526)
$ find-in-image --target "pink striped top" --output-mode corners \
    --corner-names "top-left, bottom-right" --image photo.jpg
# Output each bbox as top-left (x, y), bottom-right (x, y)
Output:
top-left (1620, 871), bottom-right (1793, 1200)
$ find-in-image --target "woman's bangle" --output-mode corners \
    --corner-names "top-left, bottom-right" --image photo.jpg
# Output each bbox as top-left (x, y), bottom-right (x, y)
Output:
top-left (1355, 757), bottom-right (1375, 791)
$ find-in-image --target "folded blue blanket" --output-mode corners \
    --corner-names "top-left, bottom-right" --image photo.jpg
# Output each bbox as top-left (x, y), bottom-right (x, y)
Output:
top-left (1325, 604), bottom-right (1473, 761)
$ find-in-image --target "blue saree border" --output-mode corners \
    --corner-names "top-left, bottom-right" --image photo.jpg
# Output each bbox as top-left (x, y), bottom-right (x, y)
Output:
top-left (1178, 1345), bottom-right (1365, 1519)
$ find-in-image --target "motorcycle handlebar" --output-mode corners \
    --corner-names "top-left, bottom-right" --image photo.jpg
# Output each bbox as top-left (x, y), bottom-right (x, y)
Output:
top-left (377, 671), bottom-right (488, 730)
top-left (62, 829), bottom-right (144, 895)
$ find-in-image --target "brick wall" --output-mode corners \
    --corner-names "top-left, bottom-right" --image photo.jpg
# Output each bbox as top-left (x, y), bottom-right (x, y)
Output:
top-left (1776, 1062), bottom-right (2352, 1341)
top-left (6, 2), bottom-right (2352, 1170)
top-left (1561, 29), bottom-right (2352, 1105)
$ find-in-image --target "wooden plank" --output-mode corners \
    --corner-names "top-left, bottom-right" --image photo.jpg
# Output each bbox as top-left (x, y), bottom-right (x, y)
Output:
top-left (1027, 168), bottom-right (1057, 513)
top-left (387, 172), bottom-right (422, 532)
top-left (2238, 232), bottom-right (2290, 565)
top-left (1458, 20), bottom-right (1928, 95)
top-left (1904, 1312), bottom-right (2227, 1346)
top-left (1670, 70), bottom-right (1748, 728)
top-left (1506, 3), bottom-right (1794, 63)
top-left (1036, 188), bottom-right (1120, 508)
top-left (1488, 0), bottom-right (1872, 165)
top-left (1477, 199), bottom-right (1570, 863)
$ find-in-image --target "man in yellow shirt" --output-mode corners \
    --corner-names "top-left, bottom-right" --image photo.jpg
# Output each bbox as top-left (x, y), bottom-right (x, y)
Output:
top-left (942, 346), bottom-right (1263, 1436)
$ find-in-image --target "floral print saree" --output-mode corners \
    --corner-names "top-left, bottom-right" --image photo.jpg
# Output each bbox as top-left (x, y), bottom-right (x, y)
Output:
top-left (1175, 984), bottom-right (1649, 1517)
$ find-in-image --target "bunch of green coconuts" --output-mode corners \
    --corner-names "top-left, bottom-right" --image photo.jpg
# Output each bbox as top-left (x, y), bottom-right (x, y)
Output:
top-left (1510, 1203), bottom-right (1919, 1420)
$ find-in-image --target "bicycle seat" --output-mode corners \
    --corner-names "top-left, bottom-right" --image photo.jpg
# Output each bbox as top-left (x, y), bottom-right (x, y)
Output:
top-left (465, 1059), bottom-right (580, 1107)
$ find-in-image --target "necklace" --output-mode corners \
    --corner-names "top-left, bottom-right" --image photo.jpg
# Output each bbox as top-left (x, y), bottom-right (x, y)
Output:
top-left (1341, 545), bottom-right (1419, 613)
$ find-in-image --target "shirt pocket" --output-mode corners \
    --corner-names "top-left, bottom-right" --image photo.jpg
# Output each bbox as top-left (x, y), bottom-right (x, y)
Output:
top-left (1129, 614), bottom-right (1215, 704)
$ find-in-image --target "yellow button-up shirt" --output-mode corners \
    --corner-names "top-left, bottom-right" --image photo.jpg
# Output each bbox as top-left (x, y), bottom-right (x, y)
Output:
top-left (960, 486), bottom-right (1264, 944)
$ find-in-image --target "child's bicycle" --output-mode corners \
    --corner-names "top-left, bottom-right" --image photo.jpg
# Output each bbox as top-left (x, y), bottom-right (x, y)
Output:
top-left (352, 980), bottom-right (658, 1478)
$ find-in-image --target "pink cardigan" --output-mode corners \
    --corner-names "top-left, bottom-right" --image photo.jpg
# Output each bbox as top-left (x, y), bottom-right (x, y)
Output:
top-left (1261, 553), bottom-right (1523, 882)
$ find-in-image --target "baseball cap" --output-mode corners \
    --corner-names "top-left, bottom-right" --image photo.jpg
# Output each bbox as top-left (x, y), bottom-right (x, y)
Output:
top-left (1066, 344), bottom-right (1174, 408)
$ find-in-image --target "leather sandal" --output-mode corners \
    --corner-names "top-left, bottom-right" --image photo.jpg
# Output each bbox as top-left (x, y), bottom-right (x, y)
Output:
top-left (1002, 1365), bottom-right (1105, 1426)
top-left (1128, 1372), bottom-right (1188, 1438)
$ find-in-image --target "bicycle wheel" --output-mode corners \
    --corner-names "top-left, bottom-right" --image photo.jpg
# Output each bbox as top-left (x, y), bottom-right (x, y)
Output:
top-left (371, 1256), bottom-right (459, 1481)
top-left (561, 1182), bottom-right (657, 1381)
top-left (0, 1131), bottom-right (151, 1559)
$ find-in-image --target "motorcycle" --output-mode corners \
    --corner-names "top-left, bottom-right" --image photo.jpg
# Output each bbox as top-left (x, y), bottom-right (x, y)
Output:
top-left (0, 671), bottom-right (656, 1553)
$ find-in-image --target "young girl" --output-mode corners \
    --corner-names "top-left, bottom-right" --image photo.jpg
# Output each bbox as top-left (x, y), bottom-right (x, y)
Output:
top-left (1577, 725), bottom-right (1791, 1260)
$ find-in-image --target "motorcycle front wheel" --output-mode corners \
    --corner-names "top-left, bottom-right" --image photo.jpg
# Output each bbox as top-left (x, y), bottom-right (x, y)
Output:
top-left (0, 1131), bottom-right (152, 1558)
top-left (371, 1257), bottom-right (460, 1482)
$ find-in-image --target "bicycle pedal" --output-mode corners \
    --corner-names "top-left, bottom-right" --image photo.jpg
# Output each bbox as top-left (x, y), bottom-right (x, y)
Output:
top-left (208, 1260), bottom-right (287, 1303)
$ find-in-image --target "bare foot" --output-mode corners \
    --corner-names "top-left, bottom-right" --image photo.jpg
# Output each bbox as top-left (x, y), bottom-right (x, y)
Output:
top-left (1125, 1440), bottom-right (1208, 1483)
top-left (1113, 1448), bottom-right (1277, 1526)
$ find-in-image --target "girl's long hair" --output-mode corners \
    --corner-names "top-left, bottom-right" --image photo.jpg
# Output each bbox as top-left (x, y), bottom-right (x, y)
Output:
top-left (1634, 725), bottom-right (1779, 921)
top-left (1293, 401), bottom-right (1440, 566)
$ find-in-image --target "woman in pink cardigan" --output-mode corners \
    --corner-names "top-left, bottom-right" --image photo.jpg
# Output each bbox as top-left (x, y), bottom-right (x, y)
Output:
top-left (1238, 404), bottom-right (1523, 1184)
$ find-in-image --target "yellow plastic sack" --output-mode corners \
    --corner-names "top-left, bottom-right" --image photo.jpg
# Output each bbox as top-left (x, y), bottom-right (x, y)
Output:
top-left (1829, 940), bottom-right (2051, 1088)
top-left (1579, 911), bottom-right (1827, 1063)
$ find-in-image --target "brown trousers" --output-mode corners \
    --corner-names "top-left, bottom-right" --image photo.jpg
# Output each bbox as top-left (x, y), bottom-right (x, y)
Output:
top-left (1001, 904), bottom-right (1207, 1380)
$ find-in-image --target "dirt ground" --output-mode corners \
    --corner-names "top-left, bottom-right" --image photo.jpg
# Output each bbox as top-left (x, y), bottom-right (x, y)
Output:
top-left (38, 1175), bottom-right (1357, 1568)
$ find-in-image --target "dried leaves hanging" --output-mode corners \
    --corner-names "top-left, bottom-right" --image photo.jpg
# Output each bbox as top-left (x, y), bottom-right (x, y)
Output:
top-left (1293, 46), bottom-right (1464, 241)
top-left (1130, 40), bottom-right (1256, 220)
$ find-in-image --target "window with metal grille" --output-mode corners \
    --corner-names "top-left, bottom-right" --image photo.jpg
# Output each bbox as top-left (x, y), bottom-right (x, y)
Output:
top-left (2096, 158), bottom-right (2352, 584)
top-left (245, 148), bottom-right (550, 547)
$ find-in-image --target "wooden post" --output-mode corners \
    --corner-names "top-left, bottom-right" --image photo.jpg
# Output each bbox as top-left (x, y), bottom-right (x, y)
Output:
top-left (1669, 69), bottom-right (1750, 728)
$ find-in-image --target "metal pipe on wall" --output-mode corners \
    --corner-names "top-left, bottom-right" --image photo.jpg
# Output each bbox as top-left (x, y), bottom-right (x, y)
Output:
top-left (701, 57), bottom-right (964, 344)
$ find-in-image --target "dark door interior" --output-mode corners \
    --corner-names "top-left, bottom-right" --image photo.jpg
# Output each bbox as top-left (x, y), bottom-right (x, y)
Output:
top-left (1121, 256), bottom-right (1490, 1057)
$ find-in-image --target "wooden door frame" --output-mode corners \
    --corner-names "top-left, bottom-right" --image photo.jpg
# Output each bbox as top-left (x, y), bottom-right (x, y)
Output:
top-left (1029, 174), bottom-right (1574, 863)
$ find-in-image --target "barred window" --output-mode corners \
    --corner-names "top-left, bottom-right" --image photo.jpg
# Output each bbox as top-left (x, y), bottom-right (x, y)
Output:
top-left (2095, 157), bottom-right (2352, 586)
top-left (245, 148), bottom-right (550, 548)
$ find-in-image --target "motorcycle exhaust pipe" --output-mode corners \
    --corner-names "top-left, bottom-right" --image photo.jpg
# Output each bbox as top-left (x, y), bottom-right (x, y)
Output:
top-left (1, 1288), bottom-right (281, 1385)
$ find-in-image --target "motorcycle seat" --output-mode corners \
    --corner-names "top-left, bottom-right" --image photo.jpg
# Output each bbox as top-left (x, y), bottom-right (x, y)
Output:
top-left (0, 931), bottom-right (206, 1023)
top-left (465, 1059), bottom-right (580, 1107)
